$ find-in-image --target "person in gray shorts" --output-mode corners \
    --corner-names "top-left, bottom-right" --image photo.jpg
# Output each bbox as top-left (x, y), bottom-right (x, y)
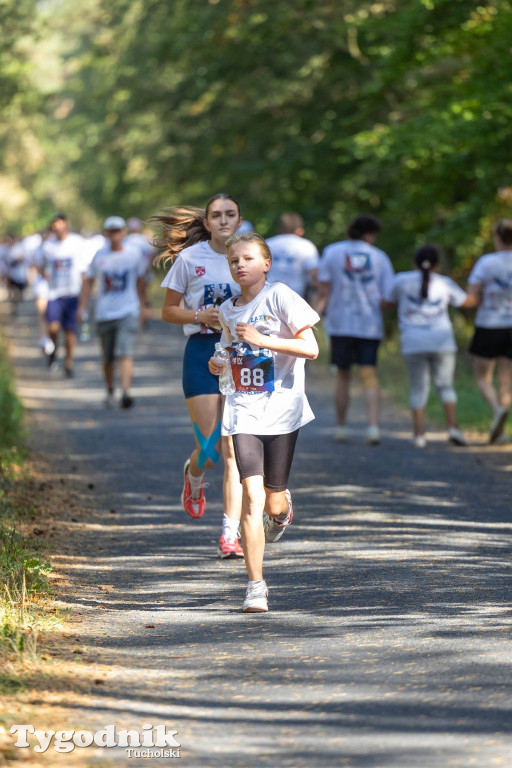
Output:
top-left (78, 216), bottom-right (147, 409)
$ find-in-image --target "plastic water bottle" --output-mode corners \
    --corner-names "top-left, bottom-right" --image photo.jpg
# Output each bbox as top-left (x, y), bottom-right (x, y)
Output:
top-left (80, 312), bottom-right (91, 342)
top-left (214, 342), bottom-right (235, 395)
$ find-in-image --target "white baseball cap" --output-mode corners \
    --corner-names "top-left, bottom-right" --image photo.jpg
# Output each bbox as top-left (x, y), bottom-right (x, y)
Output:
top-left (103, 216), bottom-right (127, 231)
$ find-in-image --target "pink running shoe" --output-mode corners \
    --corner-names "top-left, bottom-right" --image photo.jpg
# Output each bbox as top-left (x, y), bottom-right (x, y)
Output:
top-left (217, 535), bottom-right (244, 559)
top-left (181, 459), bottom-right (205, 519)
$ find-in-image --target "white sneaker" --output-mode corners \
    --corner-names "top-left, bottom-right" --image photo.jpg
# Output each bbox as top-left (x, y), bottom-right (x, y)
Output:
top-left (489, 406), bottom-right (509, 444)
top-left (104, 392), bottom-right (115, 409)
top-left (448, 427), bottom-right (467, 446)
top-left (333, 425), bottom-right (349, 443)
top-left (412, 435), bottom-right (427, 448)
top-left (243, 581), bottom-right (268, 613)
top-left (263, 489), bottom-right (293, 544)
top-left (494, 433), bottom-right (511, 446)
top-left (365, 426), bottom-right (381, 445)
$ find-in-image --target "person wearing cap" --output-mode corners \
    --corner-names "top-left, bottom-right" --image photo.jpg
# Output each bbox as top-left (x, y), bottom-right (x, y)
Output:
top-left (40, 213), bottom-right (88, 376)
top-left (78, 216), bottom-right (147, 408)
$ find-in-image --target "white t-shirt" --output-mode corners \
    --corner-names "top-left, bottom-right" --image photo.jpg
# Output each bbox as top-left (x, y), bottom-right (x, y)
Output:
top-left (41, 234), bottom-right (88, 300)
top-left (218, 282), bottom-right (320, 436)
top-left (318, 239), bottom-right (395, 339)
top-left (86, 242), bottom-right (146, 321)
top-left (125, 232), bottom-right (156, 263)
top-left (82, 233), bottom-right (107, 270)
top-left (161, 240), bottom-right (240, 336)
top-left (468, 250), bottom-right (512, 328)
top-left (266, 234), bottom-right (319, 297)
top-left (6, 242), bottom-right (30, 284)
top-left (387, 271), bottom-right (467, 355)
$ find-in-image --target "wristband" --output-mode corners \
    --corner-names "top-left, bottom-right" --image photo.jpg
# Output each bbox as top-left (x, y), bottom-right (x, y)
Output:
top-left (194, 309), bottom-right (200, 324)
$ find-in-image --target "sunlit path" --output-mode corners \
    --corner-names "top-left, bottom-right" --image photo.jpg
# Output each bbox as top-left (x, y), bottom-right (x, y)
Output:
top-left (3, 293), bottom-right (512, 768)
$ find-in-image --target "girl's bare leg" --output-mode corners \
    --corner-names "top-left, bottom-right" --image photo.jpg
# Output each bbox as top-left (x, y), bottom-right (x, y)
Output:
top-left (222, 436), bottom-right (242, 521)
top-left (240, 476), bottom-right (266, 581)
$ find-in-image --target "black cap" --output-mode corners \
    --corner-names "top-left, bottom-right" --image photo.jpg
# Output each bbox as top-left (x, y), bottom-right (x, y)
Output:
top-left (50, 212), bottom-right (68, 223)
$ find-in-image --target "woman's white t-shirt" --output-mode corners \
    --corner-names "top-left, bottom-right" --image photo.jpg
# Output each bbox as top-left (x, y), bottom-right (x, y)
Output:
top-left (318, 239), bottom-right (395, 339)
top-left (387, 271), bottom-right (467, 355)
top-left (161, 241), bottom-right (240, 336)
top-left (468, 250), bottom-right (512, 328)
top-left (86, 243), bottom-right (146, 321)
top-left (218, 282), bottom-right (320, 436)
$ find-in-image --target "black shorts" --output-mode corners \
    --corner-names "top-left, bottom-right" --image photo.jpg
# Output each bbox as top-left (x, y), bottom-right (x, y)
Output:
top-left (232, 430), bottom-right (299, 491)
top-left (469, 327), bottom-right (512, 360)
top-left (330, 335), bottom-right (380, 370)
top-left (8, 279), bottom-right (27, 292)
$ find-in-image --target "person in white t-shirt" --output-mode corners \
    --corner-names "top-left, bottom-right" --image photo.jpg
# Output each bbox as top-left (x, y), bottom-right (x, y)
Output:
top-left (157, 194), bottom-right (244, 559)
top-left (5, 237), bottom-right (30, 315)
top-left (126, 218), bottom-right (157, 327)
top-left (40, 213), bottom-right (88, 376)
top-left (384, 245), bottom-right (475, 448)
top-left (209, 233), bottom-right (319, 613)
top-left (467, 219), bottom-right (512, 444)
top-left (27, 231), bottom-right (54, 355)
top-left (266, 213), bottom-right (319, 300)
top-left (78, 216), bottom-right (147, 409)
top-left (316, 214), bottom-right (395, 445)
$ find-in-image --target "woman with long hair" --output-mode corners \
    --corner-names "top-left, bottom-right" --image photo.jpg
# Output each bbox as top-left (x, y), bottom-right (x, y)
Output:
top-left (155, 193), bottom-right (244, 558)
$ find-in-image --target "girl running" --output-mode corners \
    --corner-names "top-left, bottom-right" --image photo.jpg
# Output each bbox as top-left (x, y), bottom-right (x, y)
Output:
top-left (209, 232), bottom-right (319, 613)
top-left (156, 194), bottom-right (244, 558)
top-left (384, 245), bottom-right (475, 447)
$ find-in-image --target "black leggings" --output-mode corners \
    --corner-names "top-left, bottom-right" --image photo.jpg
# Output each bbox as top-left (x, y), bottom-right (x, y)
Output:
top-left (232, 430), bottom-right (299, 491)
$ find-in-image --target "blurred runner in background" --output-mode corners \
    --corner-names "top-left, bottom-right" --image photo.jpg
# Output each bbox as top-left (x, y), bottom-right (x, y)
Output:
top-left (40, 213), bottom-right (88, 377)
top-left (266, 213), bottom-right (319, 302)
top-left (316, 214), bottom-right (394, 445)
top-left (78, 216), bottom-right (147, 409)
top-left (467, 219), bottom-right (512, 444)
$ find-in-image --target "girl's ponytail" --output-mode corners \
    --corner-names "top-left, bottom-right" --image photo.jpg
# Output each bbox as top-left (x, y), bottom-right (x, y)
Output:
top-left (414, 245), bottom-right (439, 301)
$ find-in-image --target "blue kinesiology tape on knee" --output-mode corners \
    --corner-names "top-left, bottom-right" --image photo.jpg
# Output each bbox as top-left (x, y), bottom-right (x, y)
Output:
top-left (193, 421), bottom-right (221, 468)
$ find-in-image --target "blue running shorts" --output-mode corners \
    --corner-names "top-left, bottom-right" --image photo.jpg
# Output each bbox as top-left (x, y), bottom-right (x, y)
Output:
top-left (182, 332), bottom-right (222, 399)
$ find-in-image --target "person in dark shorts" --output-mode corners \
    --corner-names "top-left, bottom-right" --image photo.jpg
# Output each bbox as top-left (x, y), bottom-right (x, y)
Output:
top-left (316, 215), bottom-right (394, 445)
top-left (157, 194), bottom-right (244, 559)
top-left (209, 233), bottom-right (319, 613)
top-left (78, 216), bottom-right (146, 409)
top-left (467, 219), bottom-right (512, 444)
top-left (40, 214), bottom-right (87, 377)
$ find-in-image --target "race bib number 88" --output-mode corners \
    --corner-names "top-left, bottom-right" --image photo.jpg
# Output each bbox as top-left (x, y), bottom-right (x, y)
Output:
top-left (231, 349), bottom-right (274, 392)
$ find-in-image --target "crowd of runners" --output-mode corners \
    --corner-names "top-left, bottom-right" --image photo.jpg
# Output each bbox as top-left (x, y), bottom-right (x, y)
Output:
top-left (2, 200), bottom-right (512, 612)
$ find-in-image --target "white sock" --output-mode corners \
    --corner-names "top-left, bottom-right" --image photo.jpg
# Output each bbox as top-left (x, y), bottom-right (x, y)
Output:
top-left (248, 580), bottom-right (266, 588)
top-left (188, 470), bottom-right (204, 495)
top-left (222, 514), bottom-right (240, 542)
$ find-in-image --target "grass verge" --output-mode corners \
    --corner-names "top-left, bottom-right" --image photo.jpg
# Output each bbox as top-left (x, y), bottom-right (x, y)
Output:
top-left (0, 334), bottom-right (60, 671)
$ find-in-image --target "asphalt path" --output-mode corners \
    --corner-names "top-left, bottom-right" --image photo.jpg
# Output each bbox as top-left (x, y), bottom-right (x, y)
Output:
top-left (4, 294), bottom-right (512, 768)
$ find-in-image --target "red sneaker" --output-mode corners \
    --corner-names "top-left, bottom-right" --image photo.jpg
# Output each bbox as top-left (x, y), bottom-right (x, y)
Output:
top-left (181, 459), bottom-right (205, 519)
top-left (218, 535), bottom-right (244, 559)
